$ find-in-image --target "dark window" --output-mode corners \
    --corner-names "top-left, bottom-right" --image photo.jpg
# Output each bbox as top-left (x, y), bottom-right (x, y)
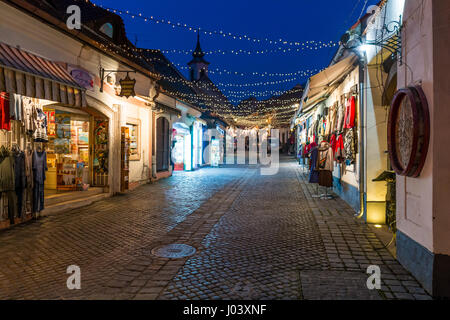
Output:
top-left (100, 23), bottom-right (114, 38)
top-left (157, 117), bottom-right (170, 172)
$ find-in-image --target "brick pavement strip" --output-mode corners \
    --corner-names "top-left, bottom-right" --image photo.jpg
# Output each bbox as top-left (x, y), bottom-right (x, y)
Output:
top-left (0, 158), bottom-right (431, 300)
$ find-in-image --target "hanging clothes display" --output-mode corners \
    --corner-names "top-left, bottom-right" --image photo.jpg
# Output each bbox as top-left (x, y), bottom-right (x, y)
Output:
top-left (0, 145), bottom-right (17, 223)
top-left (335, 134), bottom-right (345, 163)
top-left (13, 147), bottom-right (26, 218)
top-left (308, 145), bottom-right (319, 184)
top-left (32, 150), bottom-right (47, 214)
top-left (328, 105), bottom-right (337, 136)
top-left (25, 147), bottom-right (34, 215)
top-left (22, 97), bottom-right (36, 134)
top-left (330, 134), bottom-right (337, 156)
top-left (10, 94), bottom-right (23, 121)
top-left (317, 141), bottom-right (334, 188)
top-left (33, 107), bottom-right (48, 142)
top-left (344, 96), bottom-right (356, 129)
top-left (335, 104), bottom-right (345, 133)
top-left (344, 127), bottom-right (357, 165)
top-left (1, 92), bottom-right (11, 131)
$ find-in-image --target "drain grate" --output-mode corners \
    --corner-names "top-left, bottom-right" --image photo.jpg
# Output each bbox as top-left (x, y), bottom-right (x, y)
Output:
top-left (151, 244), bottom-right (196, 259)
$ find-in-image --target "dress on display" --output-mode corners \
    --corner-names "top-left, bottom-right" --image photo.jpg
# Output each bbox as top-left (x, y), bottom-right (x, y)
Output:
top-left (308, 146), bottom-right (319, 184)
top-left (14, 149), bottom-right (26, 218)
top-left (0, 147), bottom-right (17, 223)
top-left (32, 150), bottom-right (47, 213)
top-left (317, 142), bottom-right (334, 188)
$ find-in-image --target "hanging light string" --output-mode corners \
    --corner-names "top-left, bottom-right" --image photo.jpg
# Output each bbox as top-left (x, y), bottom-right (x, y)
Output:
top-left (86, 1), bottom-right (338, 49)
top-left (133, 45), bottom-right (337, 56)
top-left (93, 34), bottom-right (306, 125)
top-left (99, 42), bottom-right (319, 96)
top-left (123, 44), bottom-right (322, 78)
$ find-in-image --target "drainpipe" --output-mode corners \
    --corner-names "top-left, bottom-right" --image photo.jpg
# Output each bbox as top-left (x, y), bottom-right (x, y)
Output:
top-left (357, 55), bottom-right (367, 220)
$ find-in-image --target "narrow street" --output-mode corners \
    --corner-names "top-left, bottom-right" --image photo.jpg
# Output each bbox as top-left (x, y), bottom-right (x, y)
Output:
top-left (0, 157), bottom-right (430, 300)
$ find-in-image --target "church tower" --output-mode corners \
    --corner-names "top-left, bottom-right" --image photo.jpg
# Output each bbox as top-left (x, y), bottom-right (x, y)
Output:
top-left (188, 33), bottom-right (210, 81)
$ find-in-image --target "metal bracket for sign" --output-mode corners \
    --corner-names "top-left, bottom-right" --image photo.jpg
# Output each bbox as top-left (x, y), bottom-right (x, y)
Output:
top-left (99, 67), bottom-right (136, 92)
top-left (342, 16), bottom-right (403, 65)
top-left (366, 16), bottom-right (403, 65)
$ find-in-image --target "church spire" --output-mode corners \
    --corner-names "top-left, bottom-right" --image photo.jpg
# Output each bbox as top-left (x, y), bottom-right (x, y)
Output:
top-left (193, 33), bottom-right (205, 59)
top-left (188, 33), bottom-right (210, 81)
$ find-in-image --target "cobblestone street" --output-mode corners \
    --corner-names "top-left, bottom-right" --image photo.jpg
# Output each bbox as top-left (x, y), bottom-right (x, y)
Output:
top-left (0, 157), bottom-right (430, 300)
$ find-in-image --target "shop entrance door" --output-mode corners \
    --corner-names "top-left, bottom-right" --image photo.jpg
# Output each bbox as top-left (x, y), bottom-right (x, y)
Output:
top-left (156, 117), bottom-right (169, 172)
top-left (92, 118), bottom-right (109, 187)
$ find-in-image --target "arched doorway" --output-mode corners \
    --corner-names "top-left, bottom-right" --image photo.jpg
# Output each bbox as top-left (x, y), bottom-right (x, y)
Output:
top-left (156, 117), bottom-right (170, 172)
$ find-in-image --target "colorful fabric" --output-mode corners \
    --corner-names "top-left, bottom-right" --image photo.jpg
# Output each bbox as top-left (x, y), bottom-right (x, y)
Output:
top-left (330, 134), bottom-right (337, 155)
top-left (335, 134), bottom-right (345, 163)
top-left (344, 127), bottom-right (357, 164)
top-left (344, 96), bottom-right (356, 129)
top-left (0, 92), bottom-right (11, 131)
top-left (335, 104), bottom-right (345, 133)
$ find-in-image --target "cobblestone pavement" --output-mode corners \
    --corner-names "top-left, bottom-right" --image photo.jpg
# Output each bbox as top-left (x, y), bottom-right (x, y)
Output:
top-left (0, 157), bottom-right (431, 300)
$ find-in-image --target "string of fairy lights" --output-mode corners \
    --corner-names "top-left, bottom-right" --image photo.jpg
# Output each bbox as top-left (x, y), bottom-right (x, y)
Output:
top-left (133, 45), bottom-right (337, 56)
top-left (99, 42), bottom-right (303, 124)
top-left (125, 45), bottom-right (323, 79)
top-left (85, 0), bottom-right (338, 49)
top-left (81, 0), bottom-right (322, 126)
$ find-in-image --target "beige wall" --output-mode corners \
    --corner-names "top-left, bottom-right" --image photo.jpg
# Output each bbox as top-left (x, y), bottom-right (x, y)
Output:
top-left (397, 0), bottom-right (450, 255)
top-left (396, 0), bottom-right (434, 252)
top-left (431, 0), bottom-right (450, 255)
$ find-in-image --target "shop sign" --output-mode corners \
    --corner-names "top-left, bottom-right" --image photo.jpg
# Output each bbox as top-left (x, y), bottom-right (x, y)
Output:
top-left (68, 65), bottom-right (94, 91)
top-left (387, 85), bottom-right (430, 178)
top-left (118, 74), bottom-right (136, 98)
top-left (216, 125), bottom-right (224, 135)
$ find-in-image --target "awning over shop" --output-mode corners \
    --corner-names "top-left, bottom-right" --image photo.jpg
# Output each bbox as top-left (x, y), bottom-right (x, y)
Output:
top-left (0, 42), bottom-right (86, 107)
top-left (302, 54), bottom-right (358, 112)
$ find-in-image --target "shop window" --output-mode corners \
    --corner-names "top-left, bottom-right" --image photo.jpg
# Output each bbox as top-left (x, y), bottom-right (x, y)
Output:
top-left (44, 107), bottom-right (91, 191)
top-left (125, 118), bottom-right (141, 161)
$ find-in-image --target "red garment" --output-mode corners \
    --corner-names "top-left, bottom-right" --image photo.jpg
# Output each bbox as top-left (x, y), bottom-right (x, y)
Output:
top-left (330, 134), bottom-right (337, 155)
top-left (344, 96), bottom-right (356, 129)
top-left (306, 142), bottom-right (317, 154)
top-left (0, 92), bottom-right (11, 131)
top-left (335, 134), bottom-right (345, 162)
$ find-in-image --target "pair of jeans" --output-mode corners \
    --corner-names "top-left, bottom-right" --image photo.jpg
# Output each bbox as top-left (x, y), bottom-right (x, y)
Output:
top-left (33, 184), bottom-right (45, 213)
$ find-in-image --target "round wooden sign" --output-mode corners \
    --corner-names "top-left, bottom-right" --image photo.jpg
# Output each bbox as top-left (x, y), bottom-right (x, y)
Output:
top-left (387, 86), bottom-right (430, 177)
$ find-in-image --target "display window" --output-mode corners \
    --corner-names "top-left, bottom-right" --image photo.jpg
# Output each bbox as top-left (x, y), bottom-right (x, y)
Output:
top-left (172, 123), bottom-right (192, 171)
top-left (44, 106), bottom-right (90, 192)
top-left (173, 133), bottom-right (185, 171)
top-left (210, 138), bottom-right (221, 167)
top-left (125, 118), bottom-right (140, 161)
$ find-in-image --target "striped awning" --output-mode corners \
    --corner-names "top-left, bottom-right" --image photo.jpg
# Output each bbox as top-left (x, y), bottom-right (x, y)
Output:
top-left (0, 42), bottom-right (86, 107)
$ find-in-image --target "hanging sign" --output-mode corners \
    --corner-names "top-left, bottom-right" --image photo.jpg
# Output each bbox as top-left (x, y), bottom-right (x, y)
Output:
top-left (118, 73), bottom-right (136, 98)
top-left (387, 85), bottom-right (430, 178)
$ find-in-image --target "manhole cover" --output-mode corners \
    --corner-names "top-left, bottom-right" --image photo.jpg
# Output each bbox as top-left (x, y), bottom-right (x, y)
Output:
top-left (151, 244), bottom-right (196, 259)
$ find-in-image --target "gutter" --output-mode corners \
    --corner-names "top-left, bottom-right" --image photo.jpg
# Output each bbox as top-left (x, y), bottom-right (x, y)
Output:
top-left (357, 56), bottom-right (367, 220)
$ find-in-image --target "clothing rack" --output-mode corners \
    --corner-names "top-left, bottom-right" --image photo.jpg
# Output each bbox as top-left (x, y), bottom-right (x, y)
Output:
top-left (0, 122), bottom-right (36, 224)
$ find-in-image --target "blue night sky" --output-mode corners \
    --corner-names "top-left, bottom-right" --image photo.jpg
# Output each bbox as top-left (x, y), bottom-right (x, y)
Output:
top-left (95, 0), bottom-right (378, 103)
